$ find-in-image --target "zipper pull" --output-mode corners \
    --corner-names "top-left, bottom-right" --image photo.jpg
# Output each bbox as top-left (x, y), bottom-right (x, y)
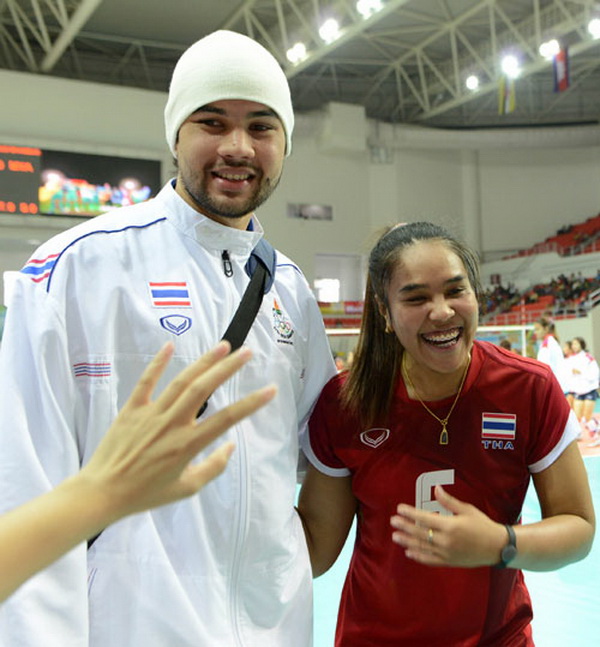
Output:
top-left (221, 250), bottom-right (233, 277)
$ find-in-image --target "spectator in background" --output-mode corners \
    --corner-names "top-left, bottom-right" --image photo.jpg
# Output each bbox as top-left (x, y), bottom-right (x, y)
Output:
top-left (533, 317), bottom-right (568, 395)
top-left (334, 354), bottom-right (347, 373)
top-left (569, 337), bottom-right (600, 444)
top-left (498, 338), bottom-right (513, 352)
top-left (562, 340), bottom-right (576, 410)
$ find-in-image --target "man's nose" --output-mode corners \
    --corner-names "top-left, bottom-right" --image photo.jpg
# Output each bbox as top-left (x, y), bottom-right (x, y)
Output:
top-left (218, 128), bottom-right (254, 159)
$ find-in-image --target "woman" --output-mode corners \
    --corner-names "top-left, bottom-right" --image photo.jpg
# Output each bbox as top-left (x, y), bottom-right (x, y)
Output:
top-left (562, 340), bottom-right (576, 410)
top-left (298, 222), bottom-right (594, 646)
top-left (0, 341), bottom-right (275, 602)
top-left (533, 316), bottom-right (568, 394)
top-left (569, 336), bottom-right (600, 442)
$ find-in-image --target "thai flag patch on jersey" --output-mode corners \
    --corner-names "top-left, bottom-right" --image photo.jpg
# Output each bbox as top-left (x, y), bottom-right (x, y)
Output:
top-left (21, 254), bottom-right (59, 283)
top-left (73, 362), bottom-right (112, 378)
top-left (481, 413), bottom-right (516, 440)
top-left (149, 282), bottom-right (191, 308)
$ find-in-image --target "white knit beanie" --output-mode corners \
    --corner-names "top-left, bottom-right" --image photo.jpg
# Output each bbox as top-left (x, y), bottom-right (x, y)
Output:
top-left (164, 30), bottom-right (294, 157)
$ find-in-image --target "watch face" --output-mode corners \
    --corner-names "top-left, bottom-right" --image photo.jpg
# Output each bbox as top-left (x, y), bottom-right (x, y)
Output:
top-left (502, 544), bottom-right (518, 564)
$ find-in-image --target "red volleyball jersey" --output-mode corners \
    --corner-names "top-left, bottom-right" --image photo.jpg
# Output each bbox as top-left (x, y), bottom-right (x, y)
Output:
top-left (304, 341), bottom-right (577, 646)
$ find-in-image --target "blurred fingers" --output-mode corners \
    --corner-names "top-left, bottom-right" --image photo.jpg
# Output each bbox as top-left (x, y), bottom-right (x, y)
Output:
top-left (171, 347), bottom-right (255, 420)
top-left (186, 384), bottom-right (278, 454)
top-left (156, 341), bottom-right (233, 411)
top-left (178, 442), bottom-right (236, 495)
top-left (124, 342), bottom-right (175, 408)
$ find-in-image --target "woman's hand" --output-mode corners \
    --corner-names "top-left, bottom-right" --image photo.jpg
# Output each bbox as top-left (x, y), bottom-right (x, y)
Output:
top-left (391, 443), bottom-right (594, 572)
top-left (79, 341), bottom-right (277, 521)
top-left (390, 485), bottom-right (506, 567)
top-left (0, 341), bottom-right (276, 602)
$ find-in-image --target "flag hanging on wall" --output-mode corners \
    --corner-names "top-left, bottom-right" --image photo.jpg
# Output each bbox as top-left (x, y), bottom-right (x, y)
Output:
top-left (553, 48), bottom-right (570, 92)
top-left (498, 76), bottom-right (516, 115)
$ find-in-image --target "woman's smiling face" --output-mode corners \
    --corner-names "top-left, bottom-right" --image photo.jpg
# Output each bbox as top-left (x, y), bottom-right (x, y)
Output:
top-left (382, 239), bottom-right (479, 381)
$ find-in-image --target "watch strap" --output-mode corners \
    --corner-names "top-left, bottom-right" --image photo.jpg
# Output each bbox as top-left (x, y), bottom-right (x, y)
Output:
top-left (495, 524), bottom-right (517, 569)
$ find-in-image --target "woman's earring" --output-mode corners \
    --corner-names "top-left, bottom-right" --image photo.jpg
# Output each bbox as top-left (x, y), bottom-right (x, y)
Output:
top-left (384, 321), bottom-right (393, 334)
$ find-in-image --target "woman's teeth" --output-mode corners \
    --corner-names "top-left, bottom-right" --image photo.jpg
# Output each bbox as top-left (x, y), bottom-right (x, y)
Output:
top-left (422, 329), bottom-right (461, 346)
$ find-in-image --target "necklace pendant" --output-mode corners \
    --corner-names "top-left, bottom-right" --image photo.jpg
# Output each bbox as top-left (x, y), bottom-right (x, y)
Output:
top-left (439, 424), bottom-right (449, 445)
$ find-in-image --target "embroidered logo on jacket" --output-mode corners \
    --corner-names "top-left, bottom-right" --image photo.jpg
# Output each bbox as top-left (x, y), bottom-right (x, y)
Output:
top-left (481, 412), bottom-right (516, 450)
top-left (73, 362), bottom-right (111, 378)
top-left (149, 282), bottom-right (191, 308)
top-left (360, 428), bottom-right (390, 448)
top-left (272, 298), bottom-right (294, 344)
top-left (160, 315), bottom-right (192, 336)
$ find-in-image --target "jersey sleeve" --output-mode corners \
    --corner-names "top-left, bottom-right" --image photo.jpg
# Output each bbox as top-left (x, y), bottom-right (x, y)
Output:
top-left (0, 275), bottom-right (89, 645)
top-left (527, 370), bottom-right (579, 473)
top-left (301, 377), bottom-right (351, 478)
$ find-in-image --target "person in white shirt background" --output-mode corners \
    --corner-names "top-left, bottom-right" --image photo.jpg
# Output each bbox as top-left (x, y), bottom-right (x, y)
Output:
top-left (533, 317), bottom-right (569, 395)
top-left (561, 339), bottom-right (577, 410)
top-left (568, 336), bottom-right (600, 446)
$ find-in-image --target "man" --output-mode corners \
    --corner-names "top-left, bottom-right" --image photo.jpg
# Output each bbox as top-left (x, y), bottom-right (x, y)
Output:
top-left (0, 30), bottom-right (335, 646)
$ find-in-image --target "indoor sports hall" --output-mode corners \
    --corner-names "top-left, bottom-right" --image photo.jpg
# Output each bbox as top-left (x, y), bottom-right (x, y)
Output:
top-left (1, 2), bottom-right (599, 646)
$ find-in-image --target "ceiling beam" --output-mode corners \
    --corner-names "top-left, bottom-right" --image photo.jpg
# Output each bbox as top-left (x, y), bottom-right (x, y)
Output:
top-left (40, 0), bottom-right (103, 72)
top-left (416, 36), bottom-right (600, 121)
top-left (284, 0), bottom-right (413, 78)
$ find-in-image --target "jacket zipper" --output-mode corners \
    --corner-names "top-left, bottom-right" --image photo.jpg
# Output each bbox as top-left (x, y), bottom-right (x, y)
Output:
top-left (229, 408), bottom-right (248, 646)
top-left (221, 249), bottom-right (248, 644)
top-left (222, 250), bottom-right (233, 277)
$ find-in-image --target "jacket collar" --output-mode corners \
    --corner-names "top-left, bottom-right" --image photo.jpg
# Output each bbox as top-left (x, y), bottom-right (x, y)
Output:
top-left (157, 179), bottom-right (264, 256)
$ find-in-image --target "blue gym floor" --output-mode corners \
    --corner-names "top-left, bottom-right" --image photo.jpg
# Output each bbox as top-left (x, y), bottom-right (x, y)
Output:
top-left (311, 456), bottom-right (600, 646)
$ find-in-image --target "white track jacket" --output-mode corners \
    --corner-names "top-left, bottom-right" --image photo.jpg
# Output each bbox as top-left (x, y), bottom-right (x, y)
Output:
top-left (0, 181), bottom-right (336, 646)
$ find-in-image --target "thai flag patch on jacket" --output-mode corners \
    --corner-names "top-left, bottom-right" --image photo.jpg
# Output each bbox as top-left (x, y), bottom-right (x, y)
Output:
top-left (73, 362), bottom-right (112, 378)
top-left (149, 282), bottom-right (191, 308)
top-left (481, 413), bottom-right (516, 440)
top-left (21, 254), bottom-right (59, 283)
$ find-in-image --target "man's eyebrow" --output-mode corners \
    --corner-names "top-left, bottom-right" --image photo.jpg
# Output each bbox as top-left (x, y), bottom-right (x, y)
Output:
top-left (249, 108), bottom-right (279, 119)
top-left (191, 105), bottom-right (279, 120)
top-left (399, 275), bottom-right (466, 293)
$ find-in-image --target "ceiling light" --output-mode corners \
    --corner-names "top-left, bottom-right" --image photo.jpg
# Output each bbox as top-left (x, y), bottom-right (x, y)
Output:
top-left (356, 0), bottom-right (383, 19)
top-left (539, 39), bottom-right (560, 60)
top-left (588, 18), bottom-right (600, 39)
top-left (501, 54), bottom-right (521, 79)
top-left (319, 18), bottom-right (341, 44)
top-left (286, 42), bottom-right (307, 64)
top-left (465, 75), bottom-right (479, 91)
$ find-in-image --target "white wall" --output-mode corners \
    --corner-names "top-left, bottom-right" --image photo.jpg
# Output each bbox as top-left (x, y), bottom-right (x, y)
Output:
top-left (259, 122), bottom-right (371, 284)
top-left (479, 147), bottom-right (600, 254)
top-left (389, 148), bottom-right (466, 234)
top-left (0, 70), bottom-right (168, 162)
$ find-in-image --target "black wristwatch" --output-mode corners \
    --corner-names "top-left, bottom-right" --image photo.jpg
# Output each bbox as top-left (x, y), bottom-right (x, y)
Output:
top-left (495, 524), bottom-right (517, 568)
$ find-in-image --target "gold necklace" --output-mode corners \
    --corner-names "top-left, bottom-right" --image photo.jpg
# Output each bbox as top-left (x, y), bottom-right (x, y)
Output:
top-left (401, 354), bottom-right (471, 445)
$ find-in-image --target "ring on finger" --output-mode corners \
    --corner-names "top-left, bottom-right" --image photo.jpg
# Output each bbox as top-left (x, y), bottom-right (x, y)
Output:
top-left (427, 528), bottom-right (434, 545)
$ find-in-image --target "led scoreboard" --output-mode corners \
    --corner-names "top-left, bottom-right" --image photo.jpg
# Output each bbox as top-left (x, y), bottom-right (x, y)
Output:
top-left (0, 145), bottom-right (161, 218)
top-left (0, 145), bottom-right (41, 215)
